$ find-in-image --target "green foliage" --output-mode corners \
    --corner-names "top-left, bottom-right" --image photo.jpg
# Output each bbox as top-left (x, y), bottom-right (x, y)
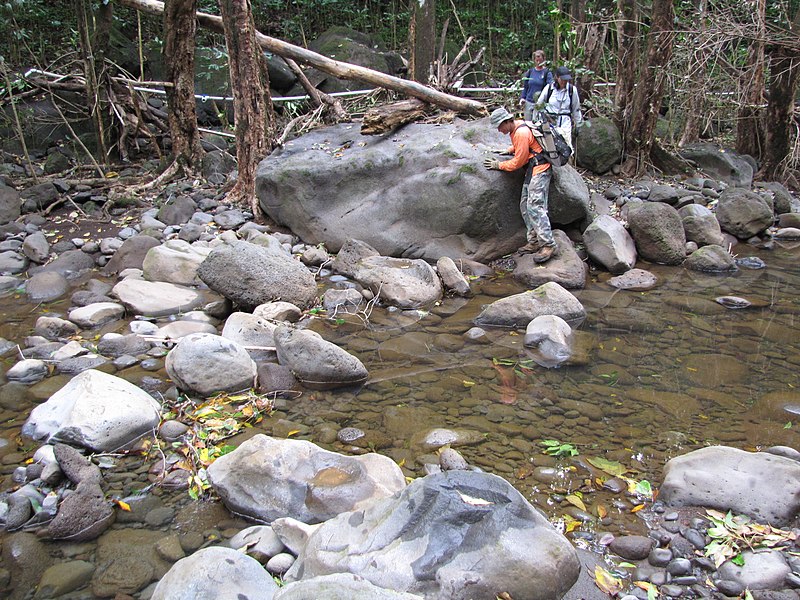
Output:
top-left (540, 439), bottom-right (579, 457)
top-left (704, 509), bottom-right (797, 568)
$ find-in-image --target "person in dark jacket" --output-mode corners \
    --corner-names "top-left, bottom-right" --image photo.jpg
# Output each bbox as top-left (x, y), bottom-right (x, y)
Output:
top-left (519, 50), bottom-right (553, 121)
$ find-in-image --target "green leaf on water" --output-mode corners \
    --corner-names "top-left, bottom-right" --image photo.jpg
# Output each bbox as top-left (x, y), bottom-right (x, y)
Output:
top-left (634, 479), bottom-right (653, 498)
top-left (586, 456), bottom-right (627, 477)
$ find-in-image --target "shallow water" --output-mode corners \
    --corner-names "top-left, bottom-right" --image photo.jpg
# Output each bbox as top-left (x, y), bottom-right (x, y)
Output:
top-left (0, 239), bottom-right (798, 596)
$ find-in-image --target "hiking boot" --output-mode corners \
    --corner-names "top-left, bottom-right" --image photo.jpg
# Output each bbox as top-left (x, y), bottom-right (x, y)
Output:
top-left (519, 241), bottom-right (542, 254)
top-left (532, 244), bottom-right (556, 263)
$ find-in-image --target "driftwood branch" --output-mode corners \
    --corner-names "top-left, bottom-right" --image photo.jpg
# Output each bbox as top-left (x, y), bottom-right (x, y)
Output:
top-left (116, 0), bottom-right (486, 117)
top-left (361, 99), bottom-right (432, 135)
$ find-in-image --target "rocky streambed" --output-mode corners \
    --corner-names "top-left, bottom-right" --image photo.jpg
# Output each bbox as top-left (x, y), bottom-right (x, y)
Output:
top-left (0, 124), bottom-right (800, 598)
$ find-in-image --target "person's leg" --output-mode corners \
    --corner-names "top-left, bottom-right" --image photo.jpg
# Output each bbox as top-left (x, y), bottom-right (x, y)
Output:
top-left (518, 181), bottom-right (541, 253)
top-left (526, 168), bottom-right (555, 247)
top-left (523, 100), bottom-right (535, 122)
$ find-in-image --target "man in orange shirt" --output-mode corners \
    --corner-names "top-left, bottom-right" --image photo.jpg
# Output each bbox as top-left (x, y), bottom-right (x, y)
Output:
top-left (484, 107), bottom-right (556, 263)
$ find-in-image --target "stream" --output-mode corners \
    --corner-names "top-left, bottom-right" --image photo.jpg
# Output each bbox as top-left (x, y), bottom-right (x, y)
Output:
top-left (0, 238), bottom-right (798, 598)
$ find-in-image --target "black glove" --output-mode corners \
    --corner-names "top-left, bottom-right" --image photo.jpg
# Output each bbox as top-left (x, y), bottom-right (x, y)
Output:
top-left (483, 157), bottom-right (501, 170)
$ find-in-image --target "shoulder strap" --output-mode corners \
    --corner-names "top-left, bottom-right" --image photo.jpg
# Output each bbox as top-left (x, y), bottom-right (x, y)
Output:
top-left (545, 84), bottom-right (554, 104)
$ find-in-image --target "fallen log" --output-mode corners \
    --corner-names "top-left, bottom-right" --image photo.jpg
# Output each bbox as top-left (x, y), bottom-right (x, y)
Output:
top-left (115, 0), bottom-right (486, 117)
top-left (360, 98), bottom-right (432, 135)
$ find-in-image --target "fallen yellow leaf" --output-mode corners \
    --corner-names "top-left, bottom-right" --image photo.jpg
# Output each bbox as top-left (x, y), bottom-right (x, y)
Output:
top-left (594, 565), bottom-right (624, 595)
top-left (566, 494), bottom-right (587, 511)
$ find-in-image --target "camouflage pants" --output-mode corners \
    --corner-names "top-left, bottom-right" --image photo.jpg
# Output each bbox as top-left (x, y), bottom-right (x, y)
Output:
top-left (519, 166), bottom-right (554, 246)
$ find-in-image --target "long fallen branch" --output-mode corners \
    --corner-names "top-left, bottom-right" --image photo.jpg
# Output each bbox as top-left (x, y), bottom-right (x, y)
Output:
top-left (115, 0), bottom-right (486, 117)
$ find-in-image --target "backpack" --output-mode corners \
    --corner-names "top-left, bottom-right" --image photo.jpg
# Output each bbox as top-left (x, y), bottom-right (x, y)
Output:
top-left (524, 120), bottom-right (572, 167)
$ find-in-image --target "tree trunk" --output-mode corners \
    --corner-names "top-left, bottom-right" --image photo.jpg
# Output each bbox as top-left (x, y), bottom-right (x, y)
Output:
top-left (679, 0), bottom-right (709, 147)
top-left (163, 0), bottom-right (204, 169)
top-left (218, 0), bottom-right (275, 217)
top-left (578, 19), bottom-right (608, 107)
top-left (762, 48), bottom-right (800, 181)
top-left (620, 0), bottom-right (676, 176)
top-left (735, 0), bottom-right (766, 159)
top-left (74, 0), bottom-right (109, 161)
top-left (116, 0), bottom-right (486, 117)
top-left (613, 0), bottom-right (638, 135)
top-left (409, 0), bottom-right (435, 84)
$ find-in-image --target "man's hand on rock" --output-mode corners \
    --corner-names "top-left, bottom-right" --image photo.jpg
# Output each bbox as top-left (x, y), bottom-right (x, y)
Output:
top-left (483, 157), bottom-right (501, 170)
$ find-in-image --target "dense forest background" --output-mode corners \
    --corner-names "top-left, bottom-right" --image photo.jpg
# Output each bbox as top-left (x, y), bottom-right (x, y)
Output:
top-left (0, 0), bottom-right (799, 188)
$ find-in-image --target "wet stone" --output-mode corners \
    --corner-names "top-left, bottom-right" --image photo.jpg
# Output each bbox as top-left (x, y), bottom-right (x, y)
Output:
top-left (144, 506), bottom-right (175, 527)
top-left (649, 547), bottom-right (673, 567)
top-left (684, 528), bottom-right (706, 549)
top-left (337, 427), bottom-right (365, 443)
top-left (610, 535), bottom-right (655, 561)
top-left (715, 579), bottom-right (744, 597)
top-left (661, 584), bottom-right (686, 597)
top-left (667, 557), bottom-right (692, 576)
top-left (664, 511), bottom-right (679, 521)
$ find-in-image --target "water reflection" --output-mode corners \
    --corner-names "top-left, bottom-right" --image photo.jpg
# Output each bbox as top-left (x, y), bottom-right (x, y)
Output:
top-left (0, 241), bottom-right (798, 595)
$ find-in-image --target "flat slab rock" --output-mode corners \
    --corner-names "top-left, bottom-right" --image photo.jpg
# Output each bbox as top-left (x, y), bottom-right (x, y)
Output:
top-left (660, 445), bottom-right (800, 526)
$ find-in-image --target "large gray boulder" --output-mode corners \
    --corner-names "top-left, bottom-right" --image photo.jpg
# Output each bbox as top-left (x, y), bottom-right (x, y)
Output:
top-left (207, 434), bottom-right (406, 524)
top-left (198, 240), bottom-right (317, 309)
top-left (660, 446), bottom-right (800, 526)
top-left (715, 188), bottom-right (773, 239)
top-left (513, 230), bottom-right (587, 289)
top-left (549, 165), bottom-right (593, 227)
top-left (275, 574), bottom-right (423, 600)
top-left (256, 118), bottom-right (590, 263)
top-left (274, 324), bottom-right (368, 389)
top-left (142, 240), bottom-right (212, 286)
top-left (574, 117), bottom-right (622, 174)
top-left (165, 333), bottom-right (256, 397)
top-left (475, 281), bottom-right (586, 328)
top-left (627, 202), bottom-right (686, 265)
top-left (21, 370), bottom-right (161, 452)
top-left (306, 27), bottom-right (403, 93)
top-left (0, 180), bottom-right (21, 225)
top-left (284, 470), bottom-right (580, 600)
top-left (678, 204), bottom-right (725, 247)
top-left (582, 215), bottom-right (636, 274)
top-left (679, 143), bottom-right (754, 188)
top-left (151, 546), bottom-right (278, 600)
